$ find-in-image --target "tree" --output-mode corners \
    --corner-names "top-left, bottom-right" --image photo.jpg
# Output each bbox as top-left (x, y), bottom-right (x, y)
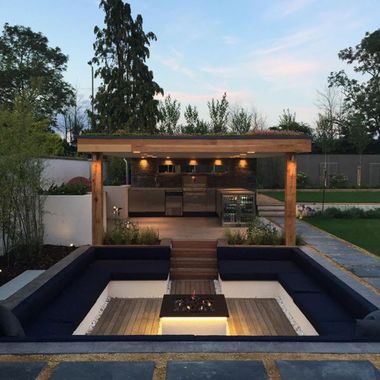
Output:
top-left (348, 113), bottom-right (370, 156)
top-left (251, 109), bottom-right (267, 130)
top-left (315, 113), bottom-right (338, 195)
top-left (181, 105), bottom-right (209, 134)
top-left (208, 92), bottom-right (229, 133)
top-left (315, 113), bottom-right (337, 154)
top-left (0, 102), bottom-right (64, 262)
top-left (0, 23), bottom-right (74, 125)
top-left (59, 92), bottom-right (88, 154)
top-left (90, 0), bottom-right (163, 134)
top-left (271, 109), bottom-right (313, 136)
top-left (328, 29), bottom-right (380, 137)
top-left (230, 107), bottom-right (252, 134)
top-left (347, 113), bottom-right (370, 186)
top-left (158, 95), bottom-right (181, 134)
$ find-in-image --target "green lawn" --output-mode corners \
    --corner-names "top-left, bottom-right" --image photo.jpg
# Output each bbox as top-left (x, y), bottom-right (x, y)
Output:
top-left (262, 190), bottom-right (380, 203)
top-left (305, 217), bottom-right (380, 256)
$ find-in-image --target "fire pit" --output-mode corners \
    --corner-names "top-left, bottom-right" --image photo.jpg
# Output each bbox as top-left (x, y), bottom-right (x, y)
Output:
top-left (159, 294), bottom-right (229, 335)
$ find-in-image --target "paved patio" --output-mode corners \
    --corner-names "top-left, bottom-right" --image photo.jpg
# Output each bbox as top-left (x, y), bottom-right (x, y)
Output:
top-left (1, 354), bottom-right (379, 379)
top-left (271, 217), bottom-right (380, 292)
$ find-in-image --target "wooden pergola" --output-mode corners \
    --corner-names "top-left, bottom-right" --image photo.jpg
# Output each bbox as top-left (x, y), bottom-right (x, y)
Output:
top-left (77, 134), bottom-right (311, 246)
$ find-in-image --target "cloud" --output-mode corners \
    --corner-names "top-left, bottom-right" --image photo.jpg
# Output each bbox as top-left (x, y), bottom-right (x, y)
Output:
top-left (264, 0), bottom-right (315, 18)
top-left (201, 65), bottom-right (237, 77)
top-left (253, 55), bottom-right (322, 81)
top-left (223, 35), bottom-right (239, 45)
top-left (155, 48), bottom-right (195, 79)
top-left (251, 27), bottom-right (323, 56)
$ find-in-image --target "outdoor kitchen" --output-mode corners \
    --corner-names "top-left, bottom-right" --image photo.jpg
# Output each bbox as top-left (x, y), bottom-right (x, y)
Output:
top-left (128, 157), bottom-right (256, 226)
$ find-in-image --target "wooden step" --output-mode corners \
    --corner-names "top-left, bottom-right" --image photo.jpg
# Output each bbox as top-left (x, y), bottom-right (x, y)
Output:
top-left (170, 267), bottom-right (218, 280)
top-left (171, 248), bottom-right (217, 258)
top-left (170, 257), bottom-right (217, 268)
top-left (172, 240), bottom-right (217, 249)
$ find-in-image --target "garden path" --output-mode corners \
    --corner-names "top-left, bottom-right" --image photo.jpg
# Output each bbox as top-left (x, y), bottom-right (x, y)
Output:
top-left (270, 217), bottom-right (380, 292)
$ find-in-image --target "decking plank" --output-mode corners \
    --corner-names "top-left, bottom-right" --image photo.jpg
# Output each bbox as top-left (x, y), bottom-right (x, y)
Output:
top-left (227, 298), bottom-right (296, 336)
top-left (90, 297), bottom-right (295, 336)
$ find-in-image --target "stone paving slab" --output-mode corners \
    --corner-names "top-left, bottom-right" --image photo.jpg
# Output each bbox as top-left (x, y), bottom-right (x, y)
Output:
top-left (0, 270), bottom-right (44, 300)
top-left (0, 361), bottom-right (46, 380)
top-left (271, 217), bottom-right (380, 291)
top-left (365, 278), bottom-right (380, 289)
top-left (276, 360), bottom-right (380, 380)
top-left (49, 361), bottom-right (155, 380)
top-left (166, 360), bottom-right (268, 380)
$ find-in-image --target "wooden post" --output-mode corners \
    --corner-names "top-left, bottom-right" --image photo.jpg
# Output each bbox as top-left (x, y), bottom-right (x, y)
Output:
top-left (284, 153), bottom-right (297, 246)
top-left (92, 153), bottom-right (103, 245)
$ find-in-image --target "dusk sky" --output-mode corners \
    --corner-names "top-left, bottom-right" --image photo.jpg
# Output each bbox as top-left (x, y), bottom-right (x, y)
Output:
top-left (1, 0), bottom-right (379, 127)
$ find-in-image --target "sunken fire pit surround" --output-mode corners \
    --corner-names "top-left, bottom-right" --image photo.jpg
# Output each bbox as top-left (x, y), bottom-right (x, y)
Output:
top-left (159, 294), bottom-right (229, 335)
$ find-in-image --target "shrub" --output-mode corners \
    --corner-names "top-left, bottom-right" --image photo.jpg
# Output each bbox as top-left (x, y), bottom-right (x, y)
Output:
top-left (330, 174), bottom-right (348, 189)
top-left (138, 227), bottom-right (160, 245)
top-left (246, 218), bottom-right (282, 245)
top-left (44, 182), bottom-right (90, 195)
top-left (104, 220), bottom-right (159, 245)
top-left (224, 218), bottom-right (303, 246)
top-left (313, 207), bottom-right (380, 219)
top-left (297, 171), bottom-right (309, 188)
top-left (225, 229), bottom-right (246, 245)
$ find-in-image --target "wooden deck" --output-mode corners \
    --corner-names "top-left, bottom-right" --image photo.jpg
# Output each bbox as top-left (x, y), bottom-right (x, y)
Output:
top-left (90, 298), bottom-right (161, 335)
top-left (226, 298), bottom-right (296, 336)
top-left (170, 280), bottom-right (216, 294)
top-left (90, 297), bottom-right (296, 336)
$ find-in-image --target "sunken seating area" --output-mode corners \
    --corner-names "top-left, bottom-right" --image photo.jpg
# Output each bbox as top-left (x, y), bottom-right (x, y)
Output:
top-left (12, 246), bottom-right (170, 337)
top-left (217, 246), bottom-right (378, 338)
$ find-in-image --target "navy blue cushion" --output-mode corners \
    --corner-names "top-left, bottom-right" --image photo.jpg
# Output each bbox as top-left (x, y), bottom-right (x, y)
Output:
top-left (95, 246), bottom-right (170, 260)
top-left (218, 260), bottom-right (299, 280)
top-left (317, 321), bottom-right (356, 337)
top-left (355, 319), bottom-right (380, 338)
top-left (0, 304), bottom-right (25, 337)
top-left (279, 273), bottom-right (322, 295)
top-left (293, 251), bottom-right (376, 319)
top-left (217, 246), bottom-right (294, 261)
top-left (25, 320), bottom-right (76, 336)
top-left (292, 293), bottom-right (353, 325)
top-left (15, 246), bottom-right (170, 337)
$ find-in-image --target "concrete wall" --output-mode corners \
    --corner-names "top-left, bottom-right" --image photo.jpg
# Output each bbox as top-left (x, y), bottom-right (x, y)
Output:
top-left (43, 193), bottom-right (107, 246)
top-left (104, 185), bottom-right (129, 219)
top-left (258, 154), bottom-right (380, 188)
top-left (42, 157), bottom-right (91, 187)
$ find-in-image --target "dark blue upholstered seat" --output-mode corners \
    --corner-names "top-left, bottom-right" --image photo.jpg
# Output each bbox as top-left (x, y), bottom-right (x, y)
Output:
top-left (12, 246), bottom-right (170, 337)
top-left (217, 246), bottom-right (378, 339)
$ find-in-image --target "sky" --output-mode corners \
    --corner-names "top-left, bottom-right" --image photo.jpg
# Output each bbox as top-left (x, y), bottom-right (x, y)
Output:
top-left (0, 0), bottom-right (379, 127)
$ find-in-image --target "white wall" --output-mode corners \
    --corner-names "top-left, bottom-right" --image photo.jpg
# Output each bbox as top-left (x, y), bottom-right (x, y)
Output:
top-left (104, 185), bottom-right (129, 219)
top-left (42, 158), bottom-right (91, 188)
top-left (43, 194), bottom-right (92, 246)
top-left (43, 192), bottom-right (107, 246)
